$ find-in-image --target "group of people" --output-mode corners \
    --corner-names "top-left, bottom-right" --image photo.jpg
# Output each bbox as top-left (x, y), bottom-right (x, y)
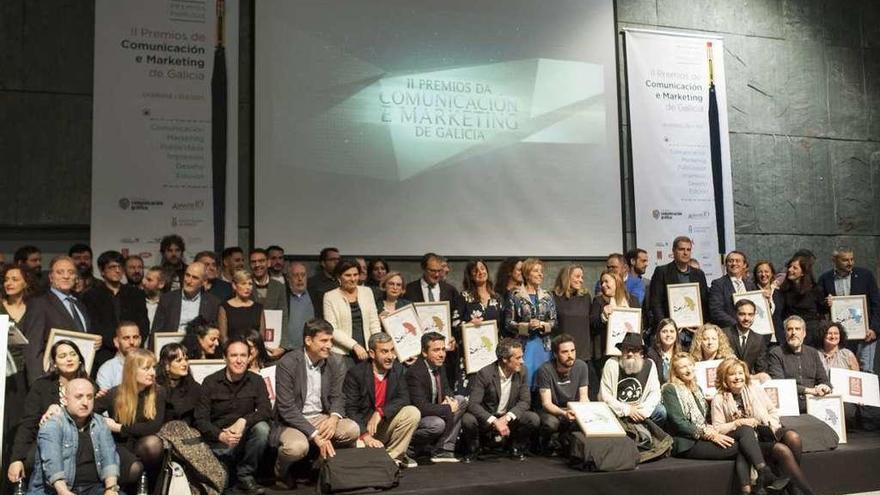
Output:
top-left (0, 234), bottom-right (877, 495)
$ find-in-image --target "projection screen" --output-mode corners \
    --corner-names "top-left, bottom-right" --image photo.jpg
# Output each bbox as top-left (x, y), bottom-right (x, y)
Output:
top-left (255, 0), bottom-right (622, 256)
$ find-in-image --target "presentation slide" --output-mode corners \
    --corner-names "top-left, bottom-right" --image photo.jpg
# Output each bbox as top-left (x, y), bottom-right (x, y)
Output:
top-left (255, 0), bottom-right (621, 256)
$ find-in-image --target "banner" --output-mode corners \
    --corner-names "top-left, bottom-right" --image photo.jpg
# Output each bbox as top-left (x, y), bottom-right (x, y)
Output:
top-left (91, 0), bottom-right (238, 264)
top-left (624, 30), bottom-right (734, 280)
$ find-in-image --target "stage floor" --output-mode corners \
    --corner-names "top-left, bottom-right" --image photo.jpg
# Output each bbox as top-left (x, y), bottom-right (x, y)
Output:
top-left (265, 432), bottom-right (880, 495)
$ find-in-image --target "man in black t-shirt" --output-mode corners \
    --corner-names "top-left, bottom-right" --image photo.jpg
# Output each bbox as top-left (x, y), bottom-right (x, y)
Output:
top-left (536, 334), bottom-right (589, 454)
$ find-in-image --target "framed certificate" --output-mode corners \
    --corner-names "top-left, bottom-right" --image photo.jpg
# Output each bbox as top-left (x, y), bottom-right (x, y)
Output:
top-left (153, 332), bottom-right (185, 356)
top-left (43, 328), bottom-right (102, 374)
top-left (259, 365), bottom-right (277, 406)
top-left (380, 304), bottom-right (423, 362)
top-left (806, 395), bottom-right (847, 444)
top-left (732, 290), bottom-right (774, 336)
top-left (605, 308), bottom-right (642, 357)
top-left (829, 368), bottom-right (880, 407)
top-left (694, 359), bottom-right (723, 397)
top-left (830, 295), bottom-right (868, 340)
top-left (569, 401), bottom-right (626, 437)
top-left (462, 320), bottom-right (499, 374)
top-left (414, 301), bottom-right (451, 344)
top-left (667, 283), bottom-right (703, 328)
top-left (189, 359), bottom-right (226, 384)
top-left (263, 309), bottom-right (283, 349)
top-left (760, 379), bottom-right (800, 416)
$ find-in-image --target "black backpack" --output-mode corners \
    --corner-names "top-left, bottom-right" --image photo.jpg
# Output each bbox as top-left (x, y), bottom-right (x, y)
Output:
top-left (316, 447), bottom-right (400, 494)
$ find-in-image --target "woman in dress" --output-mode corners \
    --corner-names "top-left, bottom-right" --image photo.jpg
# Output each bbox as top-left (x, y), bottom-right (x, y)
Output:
top-left (647, 318), bottom-right (681, 384)
top-left (690, 323), bottom-right (735, 363)
top-left (323, 259), bottom-right (381, 366)
top-left (779, 255), bottom-right (824, 347)
top-left (6, 340), bottom-right (89, 485)
top-left (218, 269), bottom-right (265, 342)
top-left (552, 263), bottom-right (595, 394)
top-left (182, 316), bottom-right (221, 360)
top-left (712, 358), bottom-right (815, 495)
top-left (753, 260), bottom-right (785, 345)
top-left (504, 258), bottom-right (556, 388)
top-left (590, 269), bottom-right (639, 362)
top-left (458, 259), bottom-right (503, 390)
top-left (662, 353), bottom-right (787, 494)
top-left (95, 349), bottom-right (166, 488)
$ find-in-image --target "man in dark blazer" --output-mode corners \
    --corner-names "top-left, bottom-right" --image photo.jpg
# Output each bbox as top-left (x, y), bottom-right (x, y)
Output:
top-left (648, 236), bottom-right (709, 344)
top-left (81, 250), bottom-right (150, 372)
top-left (23, 256), bottom-right (98, 384)
top-left (407, 332), bottom-right (466, 463)
top-left (817, 247), bottom-right (879, 372)
top-left (708, 250), bottom-right (757, 328)
top-left (271, 319), bottom-right (359, 485)
top-left (461, 338), bottom-right (539, 461)
top-left (151, 261), bottom-right (220, 333)
top-left (344, 332), bottom-right (421, 466)
top-left (723, 299), bottom-right (770, 380)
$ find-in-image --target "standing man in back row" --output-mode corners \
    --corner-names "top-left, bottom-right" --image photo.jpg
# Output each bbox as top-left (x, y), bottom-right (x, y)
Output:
top-left (649, 236), bottom-right (709, 347)
top-left (308, 247), bottom-right (341, 319)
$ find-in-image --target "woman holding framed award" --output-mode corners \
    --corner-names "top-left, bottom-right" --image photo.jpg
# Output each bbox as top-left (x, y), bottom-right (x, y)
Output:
top-left (376, 272), bottom-right (410, 316)
top-left (819, 322), bottom-right (859, 373)
top-left (503, 258), bottom-right (556, 388)
top-left (590, 270), bottom-right (639, 361)
top-left (753, 261), bottom-right (785, 344)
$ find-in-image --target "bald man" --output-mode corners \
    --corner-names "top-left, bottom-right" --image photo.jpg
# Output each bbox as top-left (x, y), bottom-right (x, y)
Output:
top-left (151, 261), bottom-right (221, 332)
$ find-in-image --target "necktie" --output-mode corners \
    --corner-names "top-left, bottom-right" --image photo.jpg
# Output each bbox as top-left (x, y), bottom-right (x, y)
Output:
top-left (741, 334), bottom-right (747, 349)
top-left (67, 297), bottom-right (86, 332)
top-left (427, 284), bottom-right (436, 302)
top-left (733, 278), bottom-right (744, 294)
top-left (432, 368), bottom-right (442, 403)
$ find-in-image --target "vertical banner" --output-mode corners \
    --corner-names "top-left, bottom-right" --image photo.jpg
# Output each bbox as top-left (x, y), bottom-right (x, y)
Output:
top-left (92, 0), bottom-right (238, 263)
top-left (624, 30), bottom-right (734, 280)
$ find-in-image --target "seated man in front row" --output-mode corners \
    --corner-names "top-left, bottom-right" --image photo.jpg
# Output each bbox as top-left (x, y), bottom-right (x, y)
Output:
top-left (344, 333), bottom-right (421, 468)
top-left (194, 337), bottom-right (272, 495)
top-left (28, 378), bottom-right (121, 495)
top-left (600, 332), bottom-right (665, 425)
top-left (272, 319), bottom-right (360, 487)
top-left (407, 332), bottom-right (466, 463)
top-left (768, 315), bottom-right (832, 413)
top-left (537, 333), bottom-right (589, 454)
top-left (462, 338), bottom-right (539, 462)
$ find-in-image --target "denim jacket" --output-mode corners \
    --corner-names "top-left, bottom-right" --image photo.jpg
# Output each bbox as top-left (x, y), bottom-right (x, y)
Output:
top-left (28, 411), bottom-right (120, 494)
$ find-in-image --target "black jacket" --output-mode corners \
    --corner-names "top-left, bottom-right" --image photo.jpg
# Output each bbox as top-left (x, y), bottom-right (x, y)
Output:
top-left (723, 326), bottom-right (769, 374)
top-left (406, 357), bottom-right (453, 422)
top-left (81, 283), bottom-right (150, 348)
top-left (467, 363), bottom-right (531, 424)
top-left (23, 292), bottom-right (93, 384)
top-left (343, 360), bottom-right (411, 432)
top-left (708, 275), bottom-right (757, 328)
top-left (151, 289), bottom-right (220, 332)
top-left (648, 262), bottom-right (709, 327)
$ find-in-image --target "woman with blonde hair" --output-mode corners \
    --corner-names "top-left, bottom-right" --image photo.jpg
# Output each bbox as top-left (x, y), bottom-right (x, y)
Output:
top-left (95, 348), bottom-right (166, 489)
top-left (376, 271), bottom-right (409, 315)
top-left (504, 257), bottom-right (557, 388)
top-left (662, 353), bottom-right (786, 494)
top-left (218, 269), bottom-right (266, 342)
top-left (590, 269), bottom-right (639, 361)
top-left (689, 324), bottom-right (735, 363)
top-left (712, 358), bottom-right (815, 495)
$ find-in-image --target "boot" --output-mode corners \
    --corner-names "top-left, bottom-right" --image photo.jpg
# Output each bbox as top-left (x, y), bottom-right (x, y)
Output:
top-left (758, 465), bottom-right (790, 493)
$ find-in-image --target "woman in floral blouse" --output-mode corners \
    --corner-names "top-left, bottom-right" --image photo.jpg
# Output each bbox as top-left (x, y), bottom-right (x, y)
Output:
top-left (504, 258), bottom-right (557, 389)
top-left (457, 260), bottom-right (503, 391)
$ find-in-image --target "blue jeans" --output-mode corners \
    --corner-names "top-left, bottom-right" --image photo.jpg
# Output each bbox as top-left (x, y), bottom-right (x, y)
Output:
top-left (210, 421), bottom-right (270, 484)
top-left (650, 403), bottom-right (667, 425)
top-left (857, 340), bottom-right (876, 373)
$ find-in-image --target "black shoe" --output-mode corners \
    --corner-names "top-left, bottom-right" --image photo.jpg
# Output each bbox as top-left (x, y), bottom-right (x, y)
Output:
top-left (758, 466), bottom-right (789, 493)
top-left (510, 448), bottom-right (526, 461)
top-left (462, 452), bottom-right (478, 464)
top-left (237, 478), bottom-right (265, 495)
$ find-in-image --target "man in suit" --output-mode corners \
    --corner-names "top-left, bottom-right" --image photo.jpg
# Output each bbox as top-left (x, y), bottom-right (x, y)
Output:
top-left (123, 254), bottom-right (144, 288)
top-left (267, 245), bottom-right (286, 284)
top-left (723, 299), bottom-right (770, 381)
top-left (23, 256), bottom-right (100, 384)
top-left (271, 319), bottom-right (359, 486)
top-left (648, 236), bottom-right (709, 345)
top-left (151, 261), bottom-right (220, 332)
top-left (81, 250), bottom-right (150, 371)
top-left (708, 250), bottom-right (757, 328)
top-left (344, 332), bottom-right (421, 467)
top-left (194, 251), bottom-right (233, 302)
top-left (249, 248), bottom-right (288, 358)
top-left (307, 247), bottom-right (341, 319)
top-left (407, 332), bottom-right (466, 463)
top-left (817, 246), bottom-right (879, 372)
top-left (69, 243), bottom-right (96, 295)
top-left (462, 338), bottom-right (539, 461)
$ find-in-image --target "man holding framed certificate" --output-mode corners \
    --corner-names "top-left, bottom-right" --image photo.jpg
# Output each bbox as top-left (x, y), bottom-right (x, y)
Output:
top-left (648, 236), bottom-right (709, 346)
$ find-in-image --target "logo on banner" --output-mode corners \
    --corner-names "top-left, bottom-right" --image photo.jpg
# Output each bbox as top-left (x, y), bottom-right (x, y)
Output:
top-left (118, 198), bottom-right (131, 210)
top-left (688, 211), bottom-right (710, 219)
top-left (171, 200), bottom-right (205, 211)
top-left (652, 209), bottom-right (660, 219)
top-left (651, 209), bottom-right (683, 220)
top-left (118, 198), bottom-right (164, 211)
top-left (171, 216), bottom-right (204, 228)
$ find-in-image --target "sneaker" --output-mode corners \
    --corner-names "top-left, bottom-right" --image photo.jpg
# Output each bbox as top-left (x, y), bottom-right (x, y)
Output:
top-left (397, 454), bottom-right (419, 469)
top-left (430, 451), bottom-right (460, 463)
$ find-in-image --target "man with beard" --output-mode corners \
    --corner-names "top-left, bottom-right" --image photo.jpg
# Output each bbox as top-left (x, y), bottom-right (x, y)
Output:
top-left (151, 261), bottom-right (220, 332)
top-left (95, 321), bottom-right (143, 390)
top-left (159, 234), bottom-right (187, 291)
top-left (267, 245), bottom-right (286, 284)
top-left (81, 251), bottom-right (150, 370)
top-left (626, 248), bottom-right (650, 305)
top-left (462, 338), bottom-right (539, 462)
top-left (284, 262), bottom-right (314, 350)
top-left (344, 332), bottom-right (421, 467)
top-left (69, 244), bottom-right (96, 295)
top-left (723, 299), bottom-right (770, 380)
top-left (536, 334), bottom-right (589, 454)
top-left (194, 251), bottom-right (233, 301)
top-left (308, 247), bottom-right (341, 318)
top-left (142, 266), bottom-right (166, 331)
top-left (249, 249), bottom-right (288, 358)
top-left (768, 316), bottom-right (831, 412)
top-left (123, 255), bottom-right (144, 288)
top-left (599, 332), bottom-right (664, 424)
top-left (220, 247), bottom-right (245, 284)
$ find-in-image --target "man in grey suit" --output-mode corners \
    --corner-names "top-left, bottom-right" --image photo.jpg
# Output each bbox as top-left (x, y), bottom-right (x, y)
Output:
top-left (151, 261), bottom-right (221, 332)
top-left (708, 250), bottom-right (757, 328)
top-left (249, 248), bottom-right (288, 358)
top-left (461, 338), bottom-right (539, 461)
top-left (271, 319), bottom-right (360, 486)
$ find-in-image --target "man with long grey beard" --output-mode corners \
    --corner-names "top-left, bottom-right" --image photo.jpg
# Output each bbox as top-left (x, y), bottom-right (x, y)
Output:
top-left (599, 332), bottom-right (665, 424)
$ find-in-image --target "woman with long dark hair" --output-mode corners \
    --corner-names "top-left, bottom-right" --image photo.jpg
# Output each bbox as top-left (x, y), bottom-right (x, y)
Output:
top-left (779, 255), bottom-right (824, 347)
top-left (157, 342), bottom-right (200, 424)
top-left (182, 317), bottom-right (221, 360)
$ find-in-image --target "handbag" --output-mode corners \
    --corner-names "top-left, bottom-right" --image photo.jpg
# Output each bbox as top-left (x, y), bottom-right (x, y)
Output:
top-left (316, 447), bottom-right (400, 494)
top-left (154, 453), bottom-right (191, 495)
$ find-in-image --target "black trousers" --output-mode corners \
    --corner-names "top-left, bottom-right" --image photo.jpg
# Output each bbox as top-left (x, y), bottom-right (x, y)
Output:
top-left (461, 411), bottom-right (540, 452)
top-left (679, 426), bottom-right (765, 488)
